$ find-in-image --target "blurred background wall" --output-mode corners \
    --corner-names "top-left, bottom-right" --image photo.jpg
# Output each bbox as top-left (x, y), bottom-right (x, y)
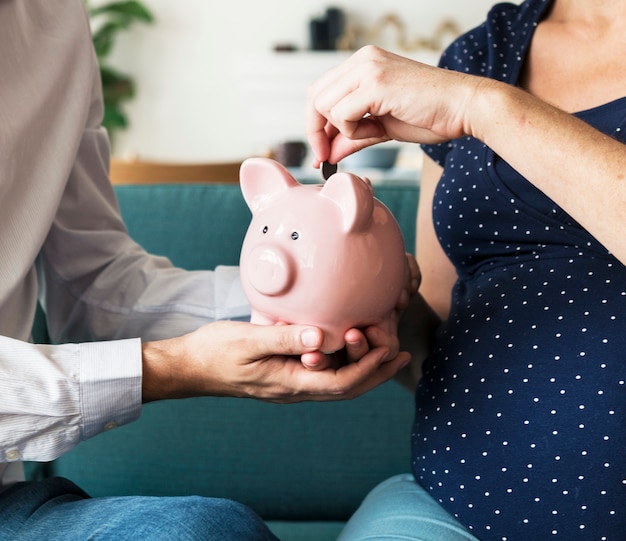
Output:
top-left (99, 0), bottom-right (497, 162)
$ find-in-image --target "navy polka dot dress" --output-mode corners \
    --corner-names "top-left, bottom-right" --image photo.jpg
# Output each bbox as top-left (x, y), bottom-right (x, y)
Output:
top-left (413, 1), bottom-right (626, 539)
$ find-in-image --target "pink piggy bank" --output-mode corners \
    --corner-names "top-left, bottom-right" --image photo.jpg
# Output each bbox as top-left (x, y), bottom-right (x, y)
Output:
top-left (239, 157), bottom-right (406, 353)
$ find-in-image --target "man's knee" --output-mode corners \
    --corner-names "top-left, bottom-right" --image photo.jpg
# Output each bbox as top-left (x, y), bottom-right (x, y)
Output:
top-left (1, 480), bottom-right (277, 541)
top-left (150, 496), bottom-right (277, 541)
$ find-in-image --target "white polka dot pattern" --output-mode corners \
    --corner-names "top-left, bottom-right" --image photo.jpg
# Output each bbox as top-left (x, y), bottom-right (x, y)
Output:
top-left (414, 1), bottom-right (626, 539)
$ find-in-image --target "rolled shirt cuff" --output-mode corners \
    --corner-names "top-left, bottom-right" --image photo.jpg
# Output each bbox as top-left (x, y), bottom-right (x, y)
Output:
top-left (80, 338), bottom-right (143, 440)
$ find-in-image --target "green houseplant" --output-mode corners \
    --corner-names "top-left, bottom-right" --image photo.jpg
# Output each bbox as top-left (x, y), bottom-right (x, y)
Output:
top-left (86, 0), bottom-right (154, 141)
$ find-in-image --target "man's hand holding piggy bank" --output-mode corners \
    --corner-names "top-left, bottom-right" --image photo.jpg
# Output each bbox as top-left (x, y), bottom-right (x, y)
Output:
top-left (239, 157), bottom-right (407, 354)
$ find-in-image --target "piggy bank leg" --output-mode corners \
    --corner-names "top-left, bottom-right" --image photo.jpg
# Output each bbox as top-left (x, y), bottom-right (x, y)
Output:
top-left (321, 329), bottom-right (347, 355)
top-left (375, 316), bottom-right (396, 340)
top-left (249, 311), bottom-right (279, 326)
top-left (369, 316), bottom-right (400, 355)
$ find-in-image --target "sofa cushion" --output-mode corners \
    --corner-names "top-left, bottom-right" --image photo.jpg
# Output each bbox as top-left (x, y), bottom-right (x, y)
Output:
top-left (115, 183), bottom-right (252, 269)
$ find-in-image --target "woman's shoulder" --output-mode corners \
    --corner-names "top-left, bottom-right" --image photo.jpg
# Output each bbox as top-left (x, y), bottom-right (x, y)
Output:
top-left (438, 0), bottom-right (550, 77)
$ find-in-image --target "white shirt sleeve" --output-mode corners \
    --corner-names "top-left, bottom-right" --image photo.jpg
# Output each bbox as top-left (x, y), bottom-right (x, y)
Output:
top-left (0, 337), bottom-right (141, 463)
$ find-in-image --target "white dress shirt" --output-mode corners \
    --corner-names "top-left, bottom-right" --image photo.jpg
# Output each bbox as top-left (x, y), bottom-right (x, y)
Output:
top-left (0, 0), bottom-right (249, 489)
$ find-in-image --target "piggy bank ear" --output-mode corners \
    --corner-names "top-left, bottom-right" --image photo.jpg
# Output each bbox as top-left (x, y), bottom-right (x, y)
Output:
top-left (240, 157), bottom-right (300, 212)
top-left (320, 172), bottom-right (374, 233)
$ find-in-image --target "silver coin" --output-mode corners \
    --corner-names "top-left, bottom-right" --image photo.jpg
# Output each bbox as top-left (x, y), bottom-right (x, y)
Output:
top-left (321, 161), bottom-right (337, 181)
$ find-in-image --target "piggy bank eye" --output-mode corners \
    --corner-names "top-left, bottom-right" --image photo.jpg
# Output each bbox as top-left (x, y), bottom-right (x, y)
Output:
top-left (291, 231), bottom-right (299, 240)
top-left (262, 226), bottom-right (268, 234)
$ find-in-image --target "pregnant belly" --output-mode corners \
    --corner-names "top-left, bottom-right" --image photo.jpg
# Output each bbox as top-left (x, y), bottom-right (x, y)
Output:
top-left (411, 256), bottom-right (626, 539)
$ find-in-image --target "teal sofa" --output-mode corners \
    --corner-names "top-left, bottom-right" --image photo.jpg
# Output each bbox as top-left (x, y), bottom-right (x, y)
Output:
top-left (28, 180), bottom-right (420, 541)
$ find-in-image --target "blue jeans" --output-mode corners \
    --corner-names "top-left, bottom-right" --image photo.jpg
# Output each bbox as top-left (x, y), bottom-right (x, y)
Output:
top-left (338, 474), bottom-right (479, 541)
top-left (0, 477), bottom-right (279, 540)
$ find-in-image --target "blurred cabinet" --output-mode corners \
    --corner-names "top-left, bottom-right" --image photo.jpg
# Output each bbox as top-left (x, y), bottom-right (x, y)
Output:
top-left (231, 51), bottom-right (352, 153)
top-left (230, 50), bottom-right (440, 157)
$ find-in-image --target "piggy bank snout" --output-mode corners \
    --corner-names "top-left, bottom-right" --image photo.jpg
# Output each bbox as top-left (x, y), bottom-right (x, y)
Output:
top-left (245, 245), bottom-right (294, 296)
